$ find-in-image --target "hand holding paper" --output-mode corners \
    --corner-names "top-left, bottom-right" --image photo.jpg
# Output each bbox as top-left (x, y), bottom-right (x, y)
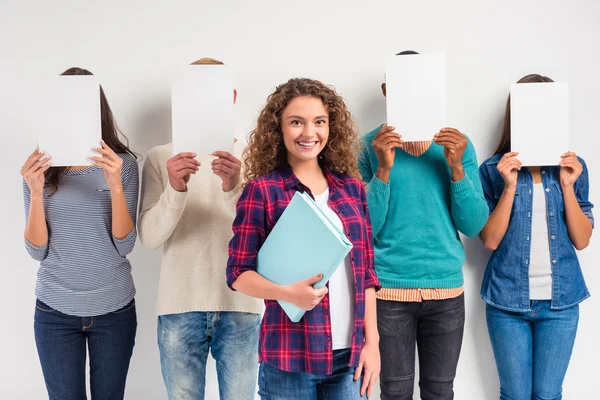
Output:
top-left (495, 152), bottom-right (522, 189)
top-left (433, 128), bottom-right (468, 180)
top-left (211, 151), bottom-right (241, 192)
top-left (20, 148), bottom-right (51, 196)
top-left (167, 152), bottom-right (200, 192)
top-left (372, 124), bottom-right (403, 171)
top-left (90, 140), bottom-right (124, 192)
top-left (559, 152), bottom-right (582, 187)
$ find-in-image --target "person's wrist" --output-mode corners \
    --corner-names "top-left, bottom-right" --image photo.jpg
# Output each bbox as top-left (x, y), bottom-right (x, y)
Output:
top-left (450, 165), bottom-right (465, 181)
top-left (169, 179), bottom-right (187, 192)
top-left (109, 183), bottom-right (124, 195)
top-left (561, 182), bottom-right (575, 192)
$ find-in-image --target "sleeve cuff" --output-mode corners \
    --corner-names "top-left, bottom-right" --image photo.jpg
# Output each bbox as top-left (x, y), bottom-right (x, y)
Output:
top-left (223, 182), bottom-right (242, 201)
top-left (367, 176), bottom-right (390, 195)
top-left (165, 183), bottom-right (188, 210)
top-left (365, 277), bottom-right (381, 292)
top-left (584, 210), bottom-right (595, 229)
top-left (450, 174), bottom-right (473, 194)
top-left (25, 238), bottom-right (47, 252)
top-left (113, 227), bottom-right (136, 244)
top-left (226, 266), bottom-right (254, 290)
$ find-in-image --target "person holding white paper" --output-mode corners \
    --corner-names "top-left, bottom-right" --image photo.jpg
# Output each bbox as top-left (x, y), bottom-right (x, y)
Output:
top-left (20, 67), bottom-right (139, 400)
top-left (227, 78), bottom-right (381, 399)
top-left (479, 74), bottom-right (594, 400)
top-left (357, 50), bottom-right (489, 400)
top-left (138, 57), bottom-right (262, 400)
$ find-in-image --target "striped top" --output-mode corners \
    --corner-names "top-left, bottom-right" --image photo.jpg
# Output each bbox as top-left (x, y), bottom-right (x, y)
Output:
top-left (377, 287), bottom-right (464, 302)
top-left (23, 153), bottom-right (139, 317)
top-left (376, 140), bottom-right (462, 302)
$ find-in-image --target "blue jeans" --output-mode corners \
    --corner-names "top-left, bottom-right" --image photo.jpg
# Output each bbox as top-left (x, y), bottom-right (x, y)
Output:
top-left (486, 301), bottom-right (579, 400)
top-left (34, 298), bottom-right (137, 400)
top-left (258, 348), bottom-right (364, 400)
top-left (158, 311), bottom-right (261, 400)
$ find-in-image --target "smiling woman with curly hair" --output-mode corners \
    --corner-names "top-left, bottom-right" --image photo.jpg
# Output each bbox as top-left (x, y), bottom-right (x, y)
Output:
top-left (242, 78), bottom-right (361, 184)
top-left (227, 77), bottom-right (381, 399)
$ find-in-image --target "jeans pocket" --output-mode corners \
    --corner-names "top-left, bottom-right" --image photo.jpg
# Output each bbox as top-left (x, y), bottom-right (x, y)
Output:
top-left (110, 299), bottom-right (136, 314)
top-left (35, 299), bottom-right (56, 313)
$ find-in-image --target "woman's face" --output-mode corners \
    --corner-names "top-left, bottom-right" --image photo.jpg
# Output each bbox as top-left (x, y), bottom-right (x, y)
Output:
top-left (280, 96), bottom-right (330, 166)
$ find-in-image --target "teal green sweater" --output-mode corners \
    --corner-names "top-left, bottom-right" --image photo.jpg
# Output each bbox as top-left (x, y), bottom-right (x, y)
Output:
top-left (358, 126), bottom-right (488, 289)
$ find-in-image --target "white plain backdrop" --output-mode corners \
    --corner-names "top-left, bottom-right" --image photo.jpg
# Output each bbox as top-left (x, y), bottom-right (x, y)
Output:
top-left (1, 1), bottom-right (599, 398)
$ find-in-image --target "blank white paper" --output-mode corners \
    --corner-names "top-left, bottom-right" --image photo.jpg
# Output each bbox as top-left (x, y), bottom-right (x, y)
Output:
top-left (172, 65), bottom-right (234, 155)
top-left (37, 76), bottom-right (101, 166)
top-left (385, 53), bottom-right (447, 141)
top-left (511, 82), bottom-right (569, 166)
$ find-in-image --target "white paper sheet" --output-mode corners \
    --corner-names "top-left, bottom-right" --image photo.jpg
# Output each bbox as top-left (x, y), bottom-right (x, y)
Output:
top-left (36, 76), bottom-right (101, 166)
top-left (171, 65), bottom-right (234, 155)
top-left (385, 53), bottom-right (447, 141)
top-left (511, 82), bottom-right (569, 166)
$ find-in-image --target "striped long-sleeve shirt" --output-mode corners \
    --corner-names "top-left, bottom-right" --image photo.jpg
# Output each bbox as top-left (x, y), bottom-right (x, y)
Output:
top-left (23, 153), bottom-right (139, 317)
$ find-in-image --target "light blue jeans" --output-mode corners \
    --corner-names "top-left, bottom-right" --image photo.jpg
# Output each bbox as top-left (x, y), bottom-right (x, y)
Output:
top-left (158, 311), bottom-right (261, 400)
top-left (486, 301), bottom-right (579, 400)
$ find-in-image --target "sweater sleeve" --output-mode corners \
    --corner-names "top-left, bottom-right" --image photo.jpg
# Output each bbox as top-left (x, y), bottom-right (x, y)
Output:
top-left (358, 139), bottom-right (390, 238)
top-left (449, 137), bottom-right (489, 237)
top-left (138, 148), bottom-right (188, 250)
top-left (112, 155), bottom-right (139, 256)
top-left (22, 180), bottom-right (49, 262)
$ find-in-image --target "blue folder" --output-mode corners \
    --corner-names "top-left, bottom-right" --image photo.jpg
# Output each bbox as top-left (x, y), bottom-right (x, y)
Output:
top-left (256, 191), bottom-right (354, 322)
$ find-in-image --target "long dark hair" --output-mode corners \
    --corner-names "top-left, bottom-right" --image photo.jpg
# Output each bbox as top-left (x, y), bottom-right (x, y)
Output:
top-left (494, 74), bottom-right (554, 155)
top-left (45, 67), bottom-right (136, 194)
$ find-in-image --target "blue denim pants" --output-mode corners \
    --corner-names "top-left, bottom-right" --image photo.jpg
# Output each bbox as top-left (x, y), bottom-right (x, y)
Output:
top-left (34, 298), bottom-right (137, 400)
top-left (158, 311), bottom-right (261, 400)
top-left (258, 348), bottom-right (365, 400)
top-left (486, 301), bottom-right (579, 400)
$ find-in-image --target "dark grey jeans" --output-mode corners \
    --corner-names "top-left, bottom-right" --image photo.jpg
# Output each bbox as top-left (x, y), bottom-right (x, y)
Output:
top-left (377, 294), bottom-right (465, 400)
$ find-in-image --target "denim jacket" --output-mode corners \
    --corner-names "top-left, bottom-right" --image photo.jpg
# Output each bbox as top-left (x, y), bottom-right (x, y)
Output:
top-left (479, 153), bottom-right (594, 311)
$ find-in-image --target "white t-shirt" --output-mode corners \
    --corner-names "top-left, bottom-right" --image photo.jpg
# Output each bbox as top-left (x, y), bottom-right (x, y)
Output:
top-left (529, 183), bottom-right (553, 300)
top-left (313, 189), bottom-right (355, 350)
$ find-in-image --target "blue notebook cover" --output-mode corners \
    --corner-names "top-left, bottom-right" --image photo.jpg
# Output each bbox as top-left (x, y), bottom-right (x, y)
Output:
top-left (256, 191), bottom-right (354, 322)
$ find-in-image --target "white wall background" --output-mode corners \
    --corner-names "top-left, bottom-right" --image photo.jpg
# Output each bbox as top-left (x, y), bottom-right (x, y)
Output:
top-left (1, 0), bottom-right (599, 398)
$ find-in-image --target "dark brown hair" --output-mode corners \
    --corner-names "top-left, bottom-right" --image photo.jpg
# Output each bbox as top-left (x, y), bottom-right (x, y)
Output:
top-left (45, 67), bottom-right (136, 194)
top-left (494, 74), bottom-right (554, 155)
top-left (242, 78), bottom-right (359, 184)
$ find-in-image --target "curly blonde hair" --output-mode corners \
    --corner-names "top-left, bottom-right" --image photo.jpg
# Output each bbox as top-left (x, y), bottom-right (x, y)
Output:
top-left (243, 78), bottom-right (360, 184)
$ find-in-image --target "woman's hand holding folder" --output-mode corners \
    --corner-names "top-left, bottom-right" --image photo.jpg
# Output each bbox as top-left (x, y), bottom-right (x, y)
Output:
top-left (284, 273), bottom-right (328, 311)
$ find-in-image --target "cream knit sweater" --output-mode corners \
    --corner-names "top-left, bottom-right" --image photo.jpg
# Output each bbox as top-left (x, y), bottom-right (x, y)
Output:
top-left (138, 143), bottom-right (263, 316)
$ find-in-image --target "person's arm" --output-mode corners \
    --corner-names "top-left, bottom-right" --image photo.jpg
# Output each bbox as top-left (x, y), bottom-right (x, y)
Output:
top-left (110, 156), bottom-right (139, 256)
top-left (352, 183), bottom-right (381, 397)
top-left (479, 153), bottom-right (521, 250)
top-left (560, 153), bottom-right (594, 250)
top-left (138, 150), bottom-right (194, 250)
top-left (435, 132), bottom-right (489, 237)
top-left (358, 127), bottom-right (402, 238)
top-left (227, 181), bottom-right (327, 309)
top-left (21, 149), bottom-right (51, 261)
top-left (23, 181), bottom-right (49, 261)
top-left (354, 287), bottom-right (380, 397)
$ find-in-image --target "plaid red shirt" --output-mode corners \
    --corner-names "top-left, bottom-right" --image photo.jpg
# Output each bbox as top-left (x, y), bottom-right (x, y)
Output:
top-left (227, 165), bottom-right (380, 375)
